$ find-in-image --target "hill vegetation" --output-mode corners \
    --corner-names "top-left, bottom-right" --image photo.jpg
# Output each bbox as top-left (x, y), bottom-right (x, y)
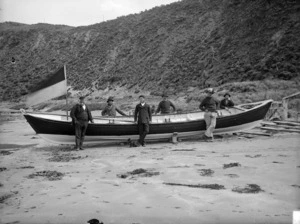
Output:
top-left (0, 0), bottom-right (299, 102)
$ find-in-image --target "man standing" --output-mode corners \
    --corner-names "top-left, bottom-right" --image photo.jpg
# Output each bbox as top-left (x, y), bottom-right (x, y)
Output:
top-left (101, 96), bottom-right (127, 117)
top-left (70, 96), bottom-right (94, 150)
top-left (156, 93), bottom-right (176, 114)
top-left (199, 88), bottom-right (219, 141)
top-left (134, 95), bottom-right (152, 147)
top-left (220, 93), bottom-right (235, 109)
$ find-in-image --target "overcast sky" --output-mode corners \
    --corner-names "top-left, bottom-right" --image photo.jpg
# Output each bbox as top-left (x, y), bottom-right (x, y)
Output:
top-left (0, 0), bottom-right (180, 26)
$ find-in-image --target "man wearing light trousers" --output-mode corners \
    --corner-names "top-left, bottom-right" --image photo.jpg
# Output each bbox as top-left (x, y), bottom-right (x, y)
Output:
top-left (199, 88), bottom-right (219, 141)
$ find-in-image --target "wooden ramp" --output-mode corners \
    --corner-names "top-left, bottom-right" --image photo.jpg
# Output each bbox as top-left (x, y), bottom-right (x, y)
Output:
top-left (260, 120), bottom-right (300, 133)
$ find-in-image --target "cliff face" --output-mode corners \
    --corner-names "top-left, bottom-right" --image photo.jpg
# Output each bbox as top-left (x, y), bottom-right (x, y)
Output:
top-left (0, 0), bottom-right (299, 101)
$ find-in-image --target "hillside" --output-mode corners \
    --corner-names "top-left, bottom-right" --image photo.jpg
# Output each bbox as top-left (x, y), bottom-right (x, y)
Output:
top-left (0, 0), bottom-right (299, 102)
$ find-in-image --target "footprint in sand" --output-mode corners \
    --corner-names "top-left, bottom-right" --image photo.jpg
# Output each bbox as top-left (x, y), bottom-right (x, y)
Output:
top-left (272, 161), bottom-right (284, 164)
top-left (145, 206), bottom-right (152, 209)
top-left (225, 174), bottom-right (239, 178)
top-left (174, 207), bottom-right (181, 209)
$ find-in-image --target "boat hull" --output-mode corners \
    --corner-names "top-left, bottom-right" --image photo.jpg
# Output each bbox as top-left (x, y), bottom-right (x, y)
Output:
top-left (23, 100), bottom-right (272, 144)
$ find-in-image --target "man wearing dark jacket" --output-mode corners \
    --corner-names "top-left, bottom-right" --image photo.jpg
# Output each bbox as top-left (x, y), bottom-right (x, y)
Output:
top-left (156, 94), bottom-right (176, 114)
top-left (134, 95), bottom-right (152, 147)
top-left (199, 88), bottom-right (219, 141)
top-left (102, 96), bottom-right (127, 117)
top-left (70, 96), bottom-right (94, 150)
top-left (220, 93), bottom-right (234, 109)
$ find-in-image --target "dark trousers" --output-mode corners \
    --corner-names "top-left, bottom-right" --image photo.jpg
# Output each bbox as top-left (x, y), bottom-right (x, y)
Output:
top-left (75, 120), bottom-right (88, 148)
top-left (137, 123), bottom-right (149, 145)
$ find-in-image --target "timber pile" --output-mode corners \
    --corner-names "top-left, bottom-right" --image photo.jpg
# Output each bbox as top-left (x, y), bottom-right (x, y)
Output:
top-left (260, 121), bottom-right (300, 133)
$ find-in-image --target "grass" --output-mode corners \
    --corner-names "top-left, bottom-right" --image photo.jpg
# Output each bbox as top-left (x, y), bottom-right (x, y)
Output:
top-left (0, 167), bottom-right (7, 172)
top-left (0, 150), bottom-right (13, 155)
top-left (223, 163), bottom-right (241, 169)
top-left (198, 169), bottom-right (214, 177)
top-left (48, 153), bottom-right (87, 162)
top-left (117, 168), bottom-right (160, 179)
top-left (27, 170), bottom-right (64, 181)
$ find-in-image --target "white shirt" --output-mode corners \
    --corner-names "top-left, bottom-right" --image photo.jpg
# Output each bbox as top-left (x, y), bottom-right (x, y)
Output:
top-left (141, 103), bottom-right (145, 107)
top-left (82, 104), bottom-right (86, 110)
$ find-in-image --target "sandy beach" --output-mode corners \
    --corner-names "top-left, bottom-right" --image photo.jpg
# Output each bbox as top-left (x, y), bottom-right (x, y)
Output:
top-left (0, 113), bottom-right (299, 224)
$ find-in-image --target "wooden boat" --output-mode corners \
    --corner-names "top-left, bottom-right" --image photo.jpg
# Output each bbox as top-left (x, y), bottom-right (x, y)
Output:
top-left (21, 100), bottom-right (273, 144)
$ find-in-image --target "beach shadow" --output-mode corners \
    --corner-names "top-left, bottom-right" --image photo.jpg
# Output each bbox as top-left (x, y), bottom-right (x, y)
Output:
top-left (164, 182), bottom-right (225, 190)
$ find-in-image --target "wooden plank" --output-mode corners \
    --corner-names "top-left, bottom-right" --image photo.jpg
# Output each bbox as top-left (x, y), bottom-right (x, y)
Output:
top-left (261, 123), bottom-right (300, 130)
top-left (239, 131), bottom-right (272, 137)
top-left (261, 121), bottom-right (277, 126)
top-left (282, 91), bottom-right (300, 100)
top-left (273, 121), bottom-right (300, 127)
top-left (0, 109), bottom-right (21, 114)
top-left (260, 126), bottom-right (300, 133)
top-left (282, 99), bottom-right (288, 120)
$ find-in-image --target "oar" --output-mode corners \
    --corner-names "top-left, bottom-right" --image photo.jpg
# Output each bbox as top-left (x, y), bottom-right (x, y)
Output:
top-left (233, 106), bottom-right (247, 111)
top-left (94, 116), bottom-right (136, 123)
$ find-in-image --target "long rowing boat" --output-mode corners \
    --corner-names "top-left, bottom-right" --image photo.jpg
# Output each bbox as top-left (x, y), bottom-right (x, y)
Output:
top-left (21, 100), bottom-right (273, 144)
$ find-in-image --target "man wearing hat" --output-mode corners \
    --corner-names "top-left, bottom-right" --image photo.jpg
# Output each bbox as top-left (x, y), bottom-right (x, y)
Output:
top-left (134, 95), bottom-right (152, 146)
top-left (220, 93), bottom-right (235, 109)
top-left (101, 96), bottom-right (127, 117)
top-left (155, 93), bottom-right (176, 114)
top-left (70, 96), bottom-right (94, 150)
top-left (199, 88), bottom-right (219, 141)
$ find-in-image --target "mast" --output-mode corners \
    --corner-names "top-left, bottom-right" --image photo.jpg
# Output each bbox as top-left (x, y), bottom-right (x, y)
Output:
top-left (64, 64), bottom-right (69, 120)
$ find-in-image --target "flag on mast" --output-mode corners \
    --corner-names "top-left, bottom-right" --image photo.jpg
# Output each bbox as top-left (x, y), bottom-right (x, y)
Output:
top-left (26, 66), bottom-right (67, 106)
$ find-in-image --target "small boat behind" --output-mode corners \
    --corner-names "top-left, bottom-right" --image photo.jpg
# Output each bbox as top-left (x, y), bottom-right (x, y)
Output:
top-left (22, 100), bottom-right (273, 145)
